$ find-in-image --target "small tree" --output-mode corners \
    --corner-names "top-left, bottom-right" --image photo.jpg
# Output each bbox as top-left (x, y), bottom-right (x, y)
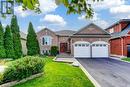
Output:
top-left (11, 15), bottom-right (22, 59)
top-left (0, 22), bottom-right (6, 58)
top-left (27, 22), bottom-right (40, 55)
top-left (4, 25), bottom-right (15, 58)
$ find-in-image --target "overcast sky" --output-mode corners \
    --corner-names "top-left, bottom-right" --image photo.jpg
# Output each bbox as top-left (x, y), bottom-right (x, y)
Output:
top-left (0, 0), bottom-right (130, 33)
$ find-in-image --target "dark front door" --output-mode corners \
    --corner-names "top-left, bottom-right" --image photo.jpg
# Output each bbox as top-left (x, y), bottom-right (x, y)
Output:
top-left (127, 45), bottom-right (130, 57)
top-left (60, 43), bottom-right (68, 53)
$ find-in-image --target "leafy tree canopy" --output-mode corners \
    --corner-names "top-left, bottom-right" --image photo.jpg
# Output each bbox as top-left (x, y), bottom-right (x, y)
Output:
top-left (4, 0), bottom-right (102, 18)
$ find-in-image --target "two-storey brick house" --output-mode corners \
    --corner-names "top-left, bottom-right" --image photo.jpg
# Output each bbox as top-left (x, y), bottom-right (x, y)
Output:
top-left (106, 19), bottom-right (130, 57)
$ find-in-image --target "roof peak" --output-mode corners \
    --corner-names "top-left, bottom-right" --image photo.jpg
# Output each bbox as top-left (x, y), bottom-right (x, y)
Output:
top-left (106, 19), bottom-right (130, 30)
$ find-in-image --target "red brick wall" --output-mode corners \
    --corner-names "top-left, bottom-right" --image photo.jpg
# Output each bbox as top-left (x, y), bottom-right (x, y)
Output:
top-left (114, 24), bottom-right (121, 33)
top-left (110, 36), bottom-right (130, 57)
top-left (107, 22), bottom-right (128, 33)
top-left (110, 38), bottom-right (122, 56)
top-left (121, 22), bottom-right (128, 30)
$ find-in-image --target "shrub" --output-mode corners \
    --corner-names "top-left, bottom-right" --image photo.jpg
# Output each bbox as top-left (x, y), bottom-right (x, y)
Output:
top-left (2, 56), bottom-right (44, 83)
top-left (50, 46), bottom-right (59, 56)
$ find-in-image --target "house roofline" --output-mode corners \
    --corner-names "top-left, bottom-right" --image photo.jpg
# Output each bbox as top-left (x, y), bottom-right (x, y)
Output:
top-left (105, 19), bottom-right (130, 30)
top-left (73, 23), bottom-right (110, 35)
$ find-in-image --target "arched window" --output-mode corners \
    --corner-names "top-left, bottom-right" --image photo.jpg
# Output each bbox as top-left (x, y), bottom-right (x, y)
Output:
top-left (42, 38), bottom-right (45, 45)
top-left (42, 36), bottom-right (52, 45)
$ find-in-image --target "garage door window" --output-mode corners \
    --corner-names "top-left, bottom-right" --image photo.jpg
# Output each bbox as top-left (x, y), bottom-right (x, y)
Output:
top-left (103, 44), bottom-right (107, 47)
top-left (75, 44), bottom-right (78, 47)
top-left (82, 44), bottom-right (85, 47)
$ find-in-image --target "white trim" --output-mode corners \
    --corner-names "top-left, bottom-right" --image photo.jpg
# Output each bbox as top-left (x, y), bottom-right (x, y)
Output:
top-left (121, 37), bottom-right (124, 56)
top-left (40, 35), bottom-right (52, 46)
top-left (73, 41), bottom-right (91, 45)
top-left (110, 54), bottom-right (126, 58)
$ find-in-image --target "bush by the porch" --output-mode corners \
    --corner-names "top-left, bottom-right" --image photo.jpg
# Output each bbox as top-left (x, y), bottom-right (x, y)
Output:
top-left (50, 46), bottom-right (59, 56)
top-left (2, 56), bottom-right (44, 83)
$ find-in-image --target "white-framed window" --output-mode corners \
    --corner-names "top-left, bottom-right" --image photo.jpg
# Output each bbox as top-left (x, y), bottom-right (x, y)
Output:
top-left (42, 36), bottom-right (52, 45)
top-left (110, 28), bottom-right (114, 33)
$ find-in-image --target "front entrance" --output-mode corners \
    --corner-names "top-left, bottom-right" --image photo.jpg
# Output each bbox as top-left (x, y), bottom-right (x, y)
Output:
top-left (127, 45), bottom-right (130, 57)
top-left (60, 43), bottom-right (68, 53)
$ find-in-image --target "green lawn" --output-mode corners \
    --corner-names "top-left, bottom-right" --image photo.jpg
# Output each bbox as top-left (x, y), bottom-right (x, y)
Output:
top-left (13, 56), bottom-right (94, 87)
top-left (122, 58), bottom-right (130, 62)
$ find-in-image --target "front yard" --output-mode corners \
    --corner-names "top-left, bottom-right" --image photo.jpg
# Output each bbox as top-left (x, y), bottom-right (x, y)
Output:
top-left (13, 56), bottom-right (94, 87)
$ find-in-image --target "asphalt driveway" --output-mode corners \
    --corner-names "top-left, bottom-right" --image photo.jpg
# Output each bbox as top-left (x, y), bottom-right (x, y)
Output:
top-left (77, 58), bottom-right (130, 87)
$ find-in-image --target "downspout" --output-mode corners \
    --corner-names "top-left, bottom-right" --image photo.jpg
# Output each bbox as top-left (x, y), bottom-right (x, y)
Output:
top-left (121, 37), bottom-right (124, 57)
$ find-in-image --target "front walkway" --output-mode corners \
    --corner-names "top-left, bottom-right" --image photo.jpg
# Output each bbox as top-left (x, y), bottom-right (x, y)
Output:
top-left (55, 53), bottom-right (76, 63)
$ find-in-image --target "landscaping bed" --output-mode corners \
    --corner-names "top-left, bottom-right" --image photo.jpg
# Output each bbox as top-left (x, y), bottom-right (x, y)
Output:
top-left (0, 56), bottom-right (44, 85)
top-left (13, 56), bottom-right (94, 87)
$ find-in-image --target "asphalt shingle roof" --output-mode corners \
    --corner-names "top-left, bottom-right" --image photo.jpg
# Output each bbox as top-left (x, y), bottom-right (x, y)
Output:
top-left (111, 24), bottom-right (130, 38)
top-left (55, 30), bottom-right (76, 36)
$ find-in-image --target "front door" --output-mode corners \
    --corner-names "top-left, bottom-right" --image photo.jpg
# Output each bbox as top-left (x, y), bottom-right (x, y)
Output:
top-left (60, 43), bottom-right (68, 53)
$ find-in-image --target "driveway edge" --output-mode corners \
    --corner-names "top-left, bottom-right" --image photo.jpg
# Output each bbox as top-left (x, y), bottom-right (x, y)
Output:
top-left (76, 60), bottom-right (101, 87)
top-left (110, 57), bottom-right (130, 64)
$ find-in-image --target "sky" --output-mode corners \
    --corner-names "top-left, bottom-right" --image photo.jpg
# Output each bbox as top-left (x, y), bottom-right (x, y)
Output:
top-left (0, 0), bottom-right (130, 33)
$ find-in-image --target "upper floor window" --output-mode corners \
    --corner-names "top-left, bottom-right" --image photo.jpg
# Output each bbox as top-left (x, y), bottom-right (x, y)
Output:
top-left (109, 28), bottom-right (114, 33)
top-left (42, 36), bottom-right (52, 45)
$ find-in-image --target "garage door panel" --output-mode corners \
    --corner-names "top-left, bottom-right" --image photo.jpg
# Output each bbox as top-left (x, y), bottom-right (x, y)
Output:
top-left (74, 47), bottom-right (90, 58)
top-left (74, 42), bottom-right (90, 58)
top-left (74, 41), bottom-right (109, 58)
top-left (92, 43), bottom-right (108, 57)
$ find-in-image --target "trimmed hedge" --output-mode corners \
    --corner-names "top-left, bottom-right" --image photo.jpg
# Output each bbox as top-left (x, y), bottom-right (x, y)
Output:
top-left (50, 46), bottom-right (59, 56)
top-left (2, 56), bottom-right (44, 83)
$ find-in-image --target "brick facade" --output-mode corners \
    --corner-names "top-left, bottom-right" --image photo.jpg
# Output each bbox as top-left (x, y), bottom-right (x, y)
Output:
top-left (37, 28), bottom-right (58, 54)
top-left (106, 19), bottom-right (130, 58)
top-left (37, 23), bottom-right (110, 55)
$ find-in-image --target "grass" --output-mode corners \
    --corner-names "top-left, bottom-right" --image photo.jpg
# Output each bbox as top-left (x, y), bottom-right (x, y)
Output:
top-left (122, 58), bottom-right (130, 62)
top-left (13, 56), bottom-right (94, 87)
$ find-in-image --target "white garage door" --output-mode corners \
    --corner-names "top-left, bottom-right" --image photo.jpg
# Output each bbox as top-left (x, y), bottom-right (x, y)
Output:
top-left (92, 41), bottom-right (109, 58)
top-left (74, 41), bottom-right (90, 58)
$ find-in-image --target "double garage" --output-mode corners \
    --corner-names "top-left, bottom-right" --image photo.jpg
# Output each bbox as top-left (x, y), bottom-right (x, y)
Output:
top-left (74, 41), bottom-right (109, 58)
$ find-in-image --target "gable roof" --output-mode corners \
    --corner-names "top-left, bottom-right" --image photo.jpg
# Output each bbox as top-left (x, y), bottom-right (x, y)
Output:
top-left (37, 28), bottom-right (56, 35)
top-left (111, 24), bottom-right (130, 39)
top-left (74, 23), bottom-right (110, 35)
top-left (106, 19), bottom-right (130, 30)
top-left (55, 30), bottom-right (76, 36)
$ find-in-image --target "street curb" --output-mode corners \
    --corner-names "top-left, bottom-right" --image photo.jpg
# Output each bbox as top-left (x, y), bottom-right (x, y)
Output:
top-left (76, 60), bottom-right (101, 87)
top-left (110, 57), bottom-right (130, 64)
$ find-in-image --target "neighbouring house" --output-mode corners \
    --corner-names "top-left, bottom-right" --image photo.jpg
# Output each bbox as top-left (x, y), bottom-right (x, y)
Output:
top-left (20, 32), bottom-right (27, 55)
top-left (37, 23), bottom-right (111, 58)
top-left (106, 19), bottom-right (130, 58)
